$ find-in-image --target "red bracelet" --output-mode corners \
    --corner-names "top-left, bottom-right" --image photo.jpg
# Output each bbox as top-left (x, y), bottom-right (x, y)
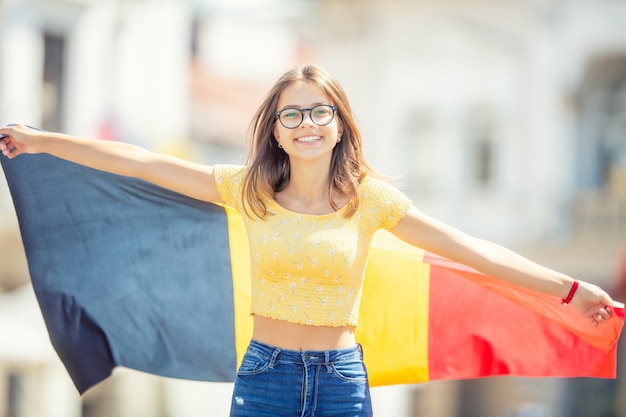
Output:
top-left (562, 281), bottom-right (579, 305)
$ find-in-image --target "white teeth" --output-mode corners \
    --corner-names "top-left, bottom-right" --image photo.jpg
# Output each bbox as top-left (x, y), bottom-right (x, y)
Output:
top-left (297, 135), bottom-right (321, 143)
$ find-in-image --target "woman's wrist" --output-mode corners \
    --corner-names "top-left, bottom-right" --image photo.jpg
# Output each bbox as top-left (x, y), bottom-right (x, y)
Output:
top-left (561, 280), bottom-right (579, 305)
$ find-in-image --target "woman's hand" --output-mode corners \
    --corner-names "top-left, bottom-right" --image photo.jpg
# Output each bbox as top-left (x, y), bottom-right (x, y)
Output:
top-left (570, 281), bottom-right (624, 327)
top-left (0, 124), bottom-right (41, 158)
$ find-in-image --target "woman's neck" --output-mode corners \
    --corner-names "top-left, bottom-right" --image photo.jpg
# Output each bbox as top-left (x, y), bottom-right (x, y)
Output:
top-left (276, 162), bottom-right (334, 214)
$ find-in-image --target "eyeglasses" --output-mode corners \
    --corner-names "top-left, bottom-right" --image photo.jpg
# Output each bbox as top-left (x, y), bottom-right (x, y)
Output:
top-left (276, 105), bottom-right (337, 129)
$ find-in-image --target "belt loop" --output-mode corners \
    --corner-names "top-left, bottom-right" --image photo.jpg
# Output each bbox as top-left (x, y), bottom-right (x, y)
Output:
top-left (324, 350), bottom-right (332, 373)
top-left (269, 348), bottom-right (280, 369)
top-left (357, 343), bottom-right (364, 360)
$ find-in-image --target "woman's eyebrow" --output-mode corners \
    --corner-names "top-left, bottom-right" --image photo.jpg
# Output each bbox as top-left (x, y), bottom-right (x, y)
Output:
top-left (279, 102), bottom-right (330, 109)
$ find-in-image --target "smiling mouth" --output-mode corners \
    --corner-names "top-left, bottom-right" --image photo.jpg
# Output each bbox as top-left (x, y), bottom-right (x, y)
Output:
top-left (296, 135), bottom-right (322, 143)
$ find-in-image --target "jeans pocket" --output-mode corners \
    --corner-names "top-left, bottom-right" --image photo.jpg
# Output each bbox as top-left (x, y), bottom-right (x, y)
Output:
top-left (330, 360), bottom-right (368, 383)
top-left (236, 352), bottom-right (271, 376)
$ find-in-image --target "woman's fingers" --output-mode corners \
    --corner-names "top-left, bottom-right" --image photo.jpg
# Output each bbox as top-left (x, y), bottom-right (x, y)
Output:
top-left (573, 283), bottom-right (624, 327)
top-left (0, 134), bottom-right (19, 158)
top-left (590, 307), bottom-right (611, 327)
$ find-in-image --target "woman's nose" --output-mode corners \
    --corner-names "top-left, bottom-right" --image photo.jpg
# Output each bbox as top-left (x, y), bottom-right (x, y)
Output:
top-left (300, 110), bottom-right (315, 127)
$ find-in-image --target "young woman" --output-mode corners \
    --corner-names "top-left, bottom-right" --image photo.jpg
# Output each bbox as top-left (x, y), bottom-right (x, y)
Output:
top-left (0, 64), bottom-right (620, 417)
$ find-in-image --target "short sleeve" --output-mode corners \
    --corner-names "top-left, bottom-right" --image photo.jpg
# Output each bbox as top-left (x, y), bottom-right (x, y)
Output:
top-left (213, 164), bottom-right (246, 208)
top-left (360, 177), bottom-right (412, 231)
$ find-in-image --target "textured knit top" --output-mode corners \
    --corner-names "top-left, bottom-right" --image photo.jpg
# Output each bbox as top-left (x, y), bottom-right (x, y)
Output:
top-left (214, 164), bottom-right (412, 327)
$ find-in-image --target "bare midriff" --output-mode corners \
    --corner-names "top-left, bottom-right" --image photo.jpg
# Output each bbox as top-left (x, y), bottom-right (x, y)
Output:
top-left (252, 315), bottom-right (357, 351)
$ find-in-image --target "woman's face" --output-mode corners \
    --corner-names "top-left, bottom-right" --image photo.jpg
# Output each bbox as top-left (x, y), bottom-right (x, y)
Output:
top-left (273, 81), bottom-right (342, 165)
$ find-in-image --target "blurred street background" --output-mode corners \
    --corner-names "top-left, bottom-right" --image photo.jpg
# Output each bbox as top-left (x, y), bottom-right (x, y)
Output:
top-left (1, 0), bottom-right (625, 416)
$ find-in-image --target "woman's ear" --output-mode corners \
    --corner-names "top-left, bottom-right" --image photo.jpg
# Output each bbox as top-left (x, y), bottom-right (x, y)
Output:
top-left (337, 121), bottom-right (344, 142)
top-left (273, 127), bottom-right (285, 149)
top-left (273, 124), bottom-right (281, 142)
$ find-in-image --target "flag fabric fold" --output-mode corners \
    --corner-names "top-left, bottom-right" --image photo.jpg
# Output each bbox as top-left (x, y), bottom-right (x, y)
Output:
top-left (1, 152), bottom-right (623, 394)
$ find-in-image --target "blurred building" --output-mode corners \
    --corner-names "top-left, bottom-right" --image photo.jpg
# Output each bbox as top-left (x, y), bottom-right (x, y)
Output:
top-left (0, 0), bottom-right (625, 416)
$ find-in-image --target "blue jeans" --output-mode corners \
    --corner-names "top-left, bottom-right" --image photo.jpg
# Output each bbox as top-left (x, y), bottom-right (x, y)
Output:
top-left (230, 339), bottom-right (373, 417)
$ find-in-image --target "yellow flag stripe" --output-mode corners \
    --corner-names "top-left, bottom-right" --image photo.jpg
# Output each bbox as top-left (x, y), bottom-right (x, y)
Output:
top-left (224, 207), bottom-right (254, 366)
top-left (357, 231), bottom-right (431, 386)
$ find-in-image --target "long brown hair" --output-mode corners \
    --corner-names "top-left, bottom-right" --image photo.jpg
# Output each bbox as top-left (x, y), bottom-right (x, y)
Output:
top-left (241, 64), bottom-right (374, 219)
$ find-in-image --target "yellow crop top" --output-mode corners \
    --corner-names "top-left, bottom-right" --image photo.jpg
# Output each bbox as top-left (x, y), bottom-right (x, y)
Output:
top-left (214, 164), bottom-right (412, 327)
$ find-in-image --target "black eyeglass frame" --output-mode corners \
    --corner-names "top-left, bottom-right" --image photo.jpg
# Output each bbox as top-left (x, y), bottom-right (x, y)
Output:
top-left (275, 105), bottom-right (338, 129)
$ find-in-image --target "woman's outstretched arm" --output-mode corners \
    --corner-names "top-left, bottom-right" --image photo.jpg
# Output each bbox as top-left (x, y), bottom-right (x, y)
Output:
top-left (391, 205), bottom-right (623, 326)
top-left (0, 124), bottom-right (222, 204)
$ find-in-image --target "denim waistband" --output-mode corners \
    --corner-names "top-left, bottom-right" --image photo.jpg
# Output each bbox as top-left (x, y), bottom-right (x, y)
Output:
top-left (246, 339), bottom-right (363, 366)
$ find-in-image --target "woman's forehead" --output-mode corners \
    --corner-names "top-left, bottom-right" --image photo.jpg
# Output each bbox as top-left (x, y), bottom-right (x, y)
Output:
top-left (277, 81), bottom-right (332, 107)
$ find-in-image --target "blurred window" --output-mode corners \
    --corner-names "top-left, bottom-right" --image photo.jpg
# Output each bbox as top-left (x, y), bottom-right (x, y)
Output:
top-left (7, 372), bottom-right (23, 417)
top-left (466, 105), bottom-right (496, 190)
top-left (577, 55), bottom-right (626, 190)
top-left (42, 33), bottom-right (66, 132)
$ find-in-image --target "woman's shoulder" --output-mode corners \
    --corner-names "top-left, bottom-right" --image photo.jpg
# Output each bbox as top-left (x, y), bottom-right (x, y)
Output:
top-left (359, 175), bottom-right (402, 196)
top-left (213, 164), bottom-right (247, 206)
top-left (214, 164), bottom-right (248, 185)
top-left (359, 175), bottom-right (412, 209)
top-left (214, 164), bottom-right (246, 178)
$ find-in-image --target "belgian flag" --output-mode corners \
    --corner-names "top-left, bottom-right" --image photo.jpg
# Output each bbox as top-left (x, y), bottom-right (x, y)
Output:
top-left (1, 153), bottom-right (622, 395)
